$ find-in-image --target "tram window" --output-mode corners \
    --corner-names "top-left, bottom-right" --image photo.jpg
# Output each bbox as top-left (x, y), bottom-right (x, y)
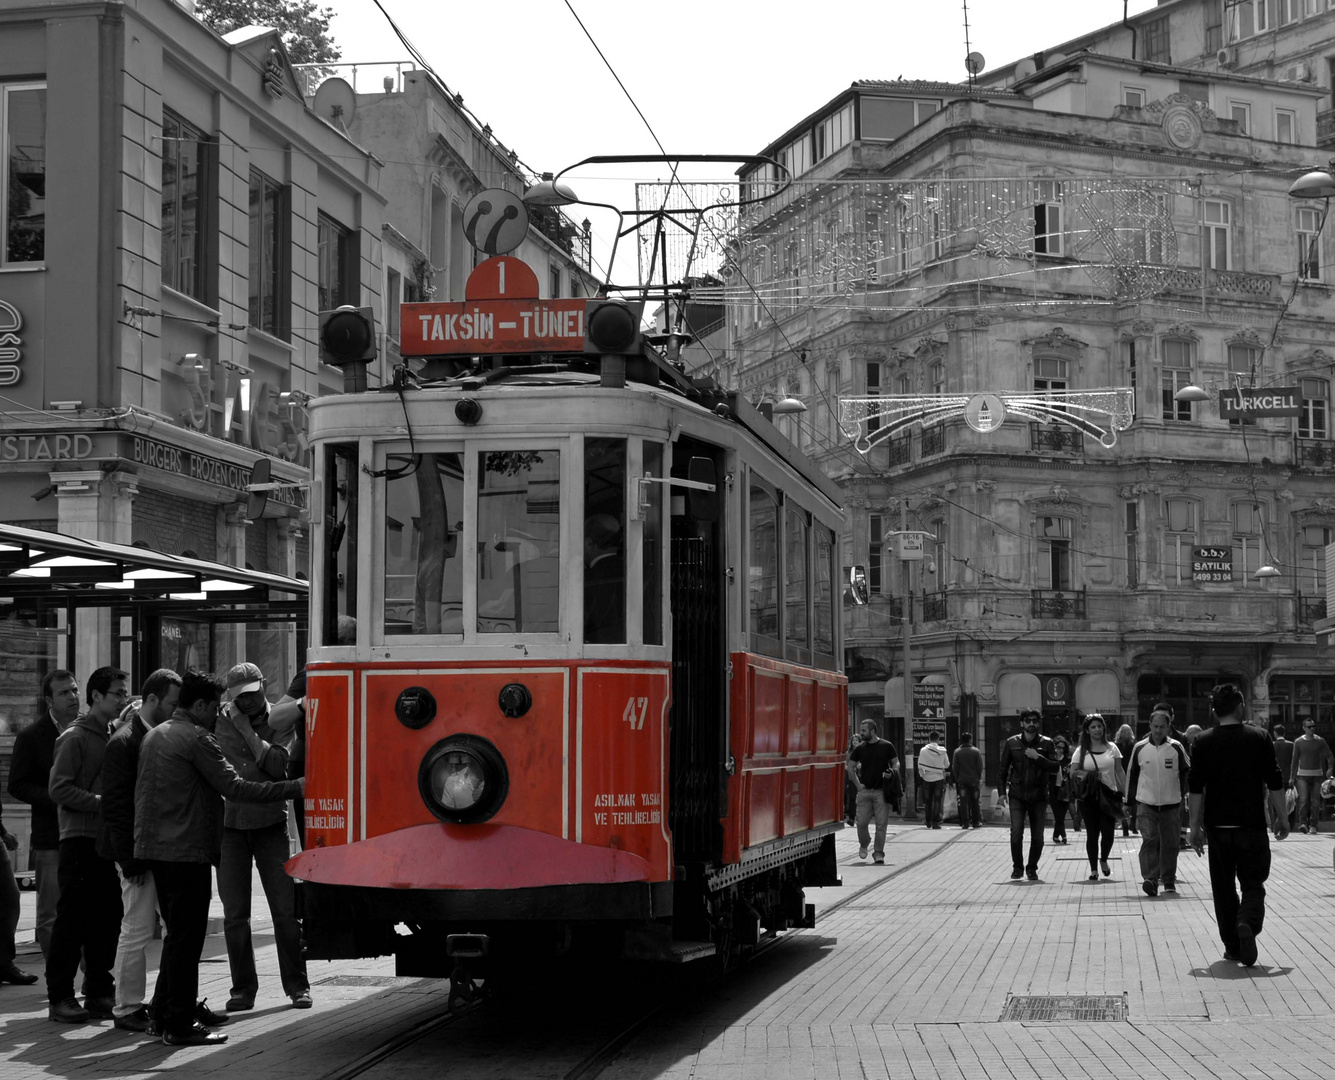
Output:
top-left (785, 506), bottom-right (810, 662)
top-left (477, 450), bottom-right (561, 634)
top-left (384, 453), bottom-right (464, 635)
top-left (748, 481), bottom-right (780, 655)
top-left (642, 442), bottom-right (664, 645)
top-left (323, 442), bottom-right (358, 646)
top-left (814, 526), bottom-right (835, 663)
top-left (585, 438), bottom-right (627, 644)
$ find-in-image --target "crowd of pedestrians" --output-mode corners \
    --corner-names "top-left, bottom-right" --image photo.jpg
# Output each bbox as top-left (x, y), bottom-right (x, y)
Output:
top-left (3, 660), bottom-right (306, 1046)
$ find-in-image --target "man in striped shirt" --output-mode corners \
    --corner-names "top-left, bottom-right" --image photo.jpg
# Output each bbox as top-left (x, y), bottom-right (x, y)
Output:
top-left (1127, 710), bottom-right (1190, 897)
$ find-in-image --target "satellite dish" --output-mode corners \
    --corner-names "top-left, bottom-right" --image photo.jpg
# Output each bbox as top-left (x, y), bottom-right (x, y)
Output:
top-left (313, 78), bottom-right (357, 128)
top-left (1045, 52), bottom-right (1067, 67)
top-left (965, 52), bottom-right (986, 75)
top-left (1014, 58), bottom-right (1038, 80)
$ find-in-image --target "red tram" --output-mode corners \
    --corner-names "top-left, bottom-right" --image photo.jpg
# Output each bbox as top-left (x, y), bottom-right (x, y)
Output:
top-left (287, 256), bottom-right (848, 997)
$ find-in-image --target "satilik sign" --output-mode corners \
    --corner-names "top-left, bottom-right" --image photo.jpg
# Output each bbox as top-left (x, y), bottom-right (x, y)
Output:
top-left (1192, 546), bottom-right (1233, 582)
top-left (1219, 386), bottom-right (1301, 419)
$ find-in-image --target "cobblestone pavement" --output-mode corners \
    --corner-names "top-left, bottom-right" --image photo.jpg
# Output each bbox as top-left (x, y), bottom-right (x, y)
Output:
top-left (1, 818), bottom-right (1333, 1079)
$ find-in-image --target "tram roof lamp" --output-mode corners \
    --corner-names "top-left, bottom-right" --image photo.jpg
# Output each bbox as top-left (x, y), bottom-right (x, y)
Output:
top-left (523, 173), bottom-right (579, 207)
top-left (1173, 384), bottom-right (1212, 403)
top-left (1254, 564), bottom-right (1282, 579)
top-left (1288, 170), bottom-right (1335, 200)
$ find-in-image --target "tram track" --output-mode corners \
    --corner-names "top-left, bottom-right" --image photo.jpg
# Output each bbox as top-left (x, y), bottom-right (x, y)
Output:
top-left (315, 828), bottom-right (969, 1080)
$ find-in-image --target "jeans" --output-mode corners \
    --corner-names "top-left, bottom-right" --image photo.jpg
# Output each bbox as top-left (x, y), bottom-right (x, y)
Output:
top-left (1137, 803), bottom-right (1182, 887)
top-left (1295, 776), bottom-right (1322, 830)
top-left (113, 865), bottom-right (161, 1016)
top-left (1050, 798), bottom-right (1069, 841)
top-left (218, 822), bottom-right (307, 998)
top-left (149, 860), bottom-right (211, 1034)
top-left (1080, 795), bottom-right (1117, 869)
top-left (920, 780), bottom-right (944, 827)
top-left (1205, 827), bottom-right (1271, 951)
top-left (854, 787), bottom-right (889, 858)
top-left (0, 840), bottom-right (20, 965)
top-left (45, 837), bottom-right (122, 1003)
top-left (957, 784), bottom-right (981, 829)
top-left (33, 846), bottom-right (59, 959)
top-left (1008, 796), bottom-right (1047, 872)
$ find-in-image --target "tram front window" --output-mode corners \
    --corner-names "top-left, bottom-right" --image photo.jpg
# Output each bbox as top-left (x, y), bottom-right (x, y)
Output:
top-left (585, 438), bottom-right (626, 644)
top-left (477, 450), bottom-right (561, 634)
top-left (384, 453), bottom-right (464, 635)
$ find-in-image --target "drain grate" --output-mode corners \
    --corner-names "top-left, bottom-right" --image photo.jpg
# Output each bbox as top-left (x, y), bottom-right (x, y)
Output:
top-left (315, 975), bottom-right (416, 987)
top-left (1001, 994), bottom-right (1126, 1022)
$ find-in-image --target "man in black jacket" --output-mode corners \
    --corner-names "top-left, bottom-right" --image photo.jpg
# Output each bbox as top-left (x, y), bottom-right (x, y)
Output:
top-left (7, 669), bottom-right (81, 958)
top-left (998, 711), bottom-right (1060, 881)
top-left (1, 801), bottom-right (38, 985)
top-left (97, 669), bottom-right (189, 1033)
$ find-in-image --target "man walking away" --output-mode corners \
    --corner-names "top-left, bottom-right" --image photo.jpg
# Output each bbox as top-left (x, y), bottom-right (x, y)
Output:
top-left (917, 731), bottom-right (949, 830)
top-left (1, 802), bottom-right (39, 986)
top-left (1188, 684), bottom-right (1288, 967)
top-left (1127, 709), bottom-right (1190, 896)
top-left (998, 710), bottom-right (1059, 881)
top-left (847, 720), bottom-right (899, 865)
top-left (8, 670), bottom-right (81, 958)
top-left (215, 662), bottom-right (310, 1012)
top-left (951, 732), bottom-right (983, 829)
top-left (136, 671), bottom-right (303, 1047)
top-left (46, 666), bottom-right (128, 1023)
top-left (1270, 725), bottom-right (1295, 831)
top-left (1290, 719), bottom-right (1333, 834)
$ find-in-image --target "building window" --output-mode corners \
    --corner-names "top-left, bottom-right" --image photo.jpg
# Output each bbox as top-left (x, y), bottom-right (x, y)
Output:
top-left (1036, 516), bottom-right (1072, 590)
top-left (161, 109), bottom-right (211, 300)
top-left (1203, 199), bottom-right (1231, 271)
top-left (815, 102), bottom-right (854, 163)
top-left (1033, 181), bottom-right (1063, 255)
top-left (1268, 676), bottom-right (1334, 734)
top-left (914, 100), bottom-right (941, 124)
top-left (1232, 502), bottom-right (1265, 584)
top-left (1298, 206), bottom-right (1322, 281)
top-left (1227, 342), bottom-right (1261, 425)
top-left (386, 267), bottom-right (401, 342)
top-left (895, 200), bottom-right (909, 274)
top-left (1165, 498), bottom-right (1197, 585)
top-left (1143, 17), bottom-right (1171, 62)
top-left (1277, 108), bottom-right (1297, 145)
top-left (1229, 102), bottom-right (1251, 135)
top-left (868, 513), bottom-right (883, 595)
top-left (2, 82), bottom-right (46, 266)
top-left (865, 361), bottom-right (881, 435)
top-left (1125, 501), bottom-right (1139, 588)
top-left (248, 168), bottom-right (288, 337)
top-left (317, 212), bottom-right (356, 311)
top-left (1227, 0), bottom-right (1269, 38)
top-left (1300, 378), bottom-right (1329, 439)
top-left (1122, 86), bottom-right (1146, 109)
top-left (1300, 525), bottom-right (1331, 596)
top-left (1034, 356), bottom-right (1068, 394)
top-left (930, 361), bottom-right (945, 396)
top-left (1281, 0), bottom-right (1301, 23)
top-left (549, 264), bottom-right (561, 298)
top-left (1122, 337), bottom-right (1138, 417)
top-left (1161, 338), bottom-right (1195, 421)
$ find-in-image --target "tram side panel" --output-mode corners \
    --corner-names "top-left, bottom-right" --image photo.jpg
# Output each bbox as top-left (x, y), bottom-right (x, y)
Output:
top-left (303, 670), bottom-right (354, 851)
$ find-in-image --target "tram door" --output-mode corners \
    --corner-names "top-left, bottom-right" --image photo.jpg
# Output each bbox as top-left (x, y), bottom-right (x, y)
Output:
top-left (667, 439), bottom-right (727, 864)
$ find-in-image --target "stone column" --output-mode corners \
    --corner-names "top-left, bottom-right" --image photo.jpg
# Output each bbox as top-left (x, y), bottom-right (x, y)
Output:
top-left (214, 505), bottom-right (248, 676)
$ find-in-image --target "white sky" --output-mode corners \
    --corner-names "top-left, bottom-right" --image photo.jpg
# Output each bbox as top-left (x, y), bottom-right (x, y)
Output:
top-left (326, 0), bottom-right (1162, 282)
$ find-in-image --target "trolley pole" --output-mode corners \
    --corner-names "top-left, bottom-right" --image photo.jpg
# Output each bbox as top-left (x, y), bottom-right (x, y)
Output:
top-left (900, 500), bottom-right (916, 820)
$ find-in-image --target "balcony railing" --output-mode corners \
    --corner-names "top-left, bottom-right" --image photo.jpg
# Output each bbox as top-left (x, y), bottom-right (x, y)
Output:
top-left (1295, 438), bottom-right (1335, 468)
top-left (921, 424), bottom-right (946, 457)
top-left (1031, 588), bottom-right (1087, 619)
top-left (922, 591), bottom-right (948, 622)
top-left (1029, 423), bottom-right (1082, 452)
top-left (1158, 268), bottom-right (1277, 297)
top-left (1298, 595), bottom-right (1327, 625)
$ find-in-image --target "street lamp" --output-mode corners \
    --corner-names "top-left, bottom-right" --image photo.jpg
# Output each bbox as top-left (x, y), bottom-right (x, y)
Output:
top-left (1254, 564), bottom-right (1282, 580)
top-left (1288, 169), bottom-right (1335, 200)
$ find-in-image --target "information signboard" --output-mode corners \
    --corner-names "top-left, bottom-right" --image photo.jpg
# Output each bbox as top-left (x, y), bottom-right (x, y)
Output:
top-left (1192, 546), bottom-right (1233, 582)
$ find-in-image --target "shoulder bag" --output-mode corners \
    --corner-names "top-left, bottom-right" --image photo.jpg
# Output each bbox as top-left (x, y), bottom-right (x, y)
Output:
top-left (1070, 749), bottom-right (1100, 801)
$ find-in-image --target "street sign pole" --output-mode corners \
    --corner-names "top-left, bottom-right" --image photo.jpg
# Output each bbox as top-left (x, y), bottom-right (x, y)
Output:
top-left (900, 501), bottom-right (916, 819)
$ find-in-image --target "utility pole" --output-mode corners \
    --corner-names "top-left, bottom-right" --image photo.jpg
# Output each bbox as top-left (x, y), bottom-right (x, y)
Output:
top-left (900, 500), bottom-right (916, 819)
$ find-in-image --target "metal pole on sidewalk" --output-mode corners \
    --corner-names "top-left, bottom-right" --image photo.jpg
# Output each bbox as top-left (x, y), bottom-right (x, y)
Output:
top-left (901, 500), bottom-right (917, 819)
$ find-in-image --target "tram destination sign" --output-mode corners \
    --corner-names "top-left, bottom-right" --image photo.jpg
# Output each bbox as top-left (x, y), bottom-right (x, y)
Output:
top-left (1219, 386), bottom-right (1301, 419)
top-left (400, 299), bottom-right (589, 356)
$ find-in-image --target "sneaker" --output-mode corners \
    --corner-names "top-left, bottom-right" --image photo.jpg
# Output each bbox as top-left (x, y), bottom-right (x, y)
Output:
top-left (196, 999), bottom-right (229, 1027)
top-left (1011, 867), bottom-right (1023, 879)
top-left (114, 1006), bottom-right (153, 1033)
top-left (290, 990), bottom-right (312, 1009)
top-left (84, 995), bottom-right (116, 1020)
top-left (857, 846), bottom-right (868, 860)
top-left (0, 963), bottom-right (38, 985)
top-left (1162, 882), bottom-right (1176, 893)
top-left (1236, 922), bottom-right (1258, 967)
top-left (1300, 825), bottom-right (1310, 834)
top-left (162, 1020), bottom-right (228, 1046)
top-left (1025, 870), bottom-right (1038, 881)
top-left (225, 992), bottom-right (255, 1013)
top-left (1142, 881), bottom-right (1158, 897)
top-left (872, 855), bottom-right (885, 865)
top-left (49, 998), bottom-right (90, 1024)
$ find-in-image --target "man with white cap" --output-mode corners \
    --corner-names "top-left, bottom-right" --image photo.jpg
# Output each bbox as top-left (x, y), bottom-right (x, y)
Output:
top-left (214, 662), bottom-right (310, 1012)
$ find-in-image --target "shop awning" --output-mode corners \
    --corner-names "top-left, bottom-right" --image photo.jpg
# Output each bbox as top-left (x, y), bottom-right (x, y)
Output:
top-left (0, 523), bottom-right (306, 616)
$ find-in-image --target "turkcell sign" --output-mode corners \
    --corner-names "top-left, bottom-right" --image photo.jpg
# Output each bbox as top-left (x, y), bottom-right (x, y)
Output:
top-left (1219, 386), bottom-right (1301, 419)
top-left (399, 299), bottom-right (588, 356)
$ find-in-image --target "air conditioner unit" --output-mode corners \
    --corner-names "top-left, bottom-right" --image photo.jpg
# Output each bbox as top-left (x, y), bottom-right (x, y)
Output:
top-left (1218, 47), bottom-right (1238, 69)
top-left (1297, 61), bottom-right (1314, 82)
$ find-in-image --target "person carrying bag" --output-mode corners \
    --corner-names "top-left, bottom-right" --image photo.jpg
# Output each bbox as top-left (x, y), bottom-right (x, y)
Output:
top-left (1070, 713), bottom-right (1127, 881)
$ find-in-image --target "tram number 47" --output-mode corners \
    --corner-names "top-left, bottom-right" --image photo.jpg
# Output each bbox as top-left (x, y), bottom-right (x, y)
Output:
top-left (622, 697), bottom-right (649, 731)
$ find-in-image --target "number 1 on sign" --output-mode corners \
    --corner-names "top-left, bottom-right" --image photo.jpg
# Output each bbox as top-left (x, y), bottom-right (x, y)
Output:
top-left (497, 260), bottom-right (505, 295)
top-left (622, 697), bottom-right (648, 731)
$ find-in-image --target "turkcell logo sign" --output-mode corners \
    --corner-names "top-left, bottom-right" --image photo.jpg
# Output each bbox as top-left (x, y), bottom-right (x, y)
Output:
top-left (1192, 546), bottom-right (1233, 582)
top-left (1219, 386), bottom-right (1301, 419)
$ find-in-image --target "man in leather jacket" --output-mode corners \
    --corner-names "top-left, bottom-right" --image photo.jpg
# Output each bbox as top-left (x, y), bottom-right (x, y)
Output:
top-left (998, 711), bottom-right (1060, 881)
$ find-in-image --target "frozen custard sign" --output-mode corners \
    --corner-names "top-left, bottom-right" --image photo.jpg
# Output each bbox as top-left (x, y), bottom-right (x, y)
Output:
top-left (0, 300), bottom-right (22, 387)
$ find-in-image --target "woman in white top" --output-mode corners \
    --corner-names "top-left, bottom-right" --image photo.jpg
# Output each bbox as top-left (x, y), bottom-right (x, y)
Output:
top-left (1070, 713), bottom-right (1127, 880)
